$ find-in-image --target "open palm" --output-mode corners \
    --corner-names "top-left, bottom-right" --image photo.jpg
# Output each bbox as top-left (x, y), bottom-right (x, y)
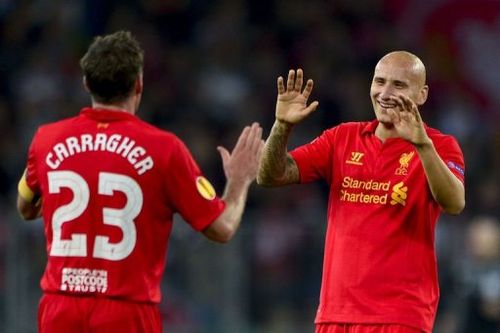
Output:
top-left (389, 94), bottom-right (432, 146)
top-left (276, 69), bottom-right (319, 124)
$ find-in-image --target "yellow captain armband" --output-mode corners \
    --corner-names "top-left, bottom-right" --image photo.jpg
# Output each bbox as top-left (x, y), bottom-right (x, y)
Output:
top-left (18, 171), bottom-right (36, 203)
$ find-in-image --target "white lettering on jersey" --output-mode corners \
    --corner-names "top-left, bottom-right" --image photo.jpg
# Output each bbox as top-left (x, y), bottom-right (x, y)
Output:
top-left (45, 133), bottom-right (154, 175)
top-left (48, 171), bottom-right (143, 260)
top-left (61, 267), bottom-right (108, 294)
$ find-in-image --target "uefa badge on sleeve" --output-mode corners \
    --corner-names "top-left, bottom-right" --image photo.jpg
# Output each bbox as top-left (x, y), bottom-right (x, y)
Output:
top-left (196, 176), bottom-right (217, 200)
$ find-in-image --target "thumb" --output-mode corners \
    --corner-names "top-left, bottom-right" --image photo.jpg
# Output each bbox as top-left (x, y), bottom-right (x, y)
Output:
top-left (217, 146), bottom-right (230, 165)
top-left (303, 101), bottom-right (319, 116)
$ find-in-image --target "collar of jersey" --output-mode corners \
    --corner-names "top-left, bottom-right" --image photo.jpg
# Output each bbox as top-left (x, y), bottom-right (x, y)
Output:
top-left (362, 119), bottom-right (430, 137)
top-left (80, 107), bottom-right (137, 122)
top-left (362, 120), bottom-right (379, 135)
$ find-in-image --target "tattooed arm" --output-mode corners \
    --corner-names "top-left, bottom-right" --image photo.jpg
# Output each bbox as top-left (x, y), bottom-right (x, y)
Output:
top-left (257, 120), bottom-right (299, 186)
top-left (257, 69), bottom-right (319, 187)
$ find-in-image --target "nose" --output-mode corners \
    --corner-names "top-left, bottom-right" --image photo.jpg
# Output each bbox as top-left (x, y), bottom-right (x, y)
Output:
top-left (379, 85), bottom-right (394, 100)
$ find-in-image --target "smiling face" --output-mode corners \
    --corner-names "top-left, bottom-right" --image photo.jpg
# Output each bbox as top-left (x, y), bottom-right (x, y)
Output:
top-left (370, 51), bottom-right (428, 126)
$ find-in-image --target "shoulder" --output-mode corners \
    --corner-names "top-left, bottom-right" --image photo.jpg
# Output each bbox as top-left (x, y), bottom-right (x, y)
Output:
top-left (425, 126), bottom-right (461, 148)
top-left (133, 118), bottom-right (184, 143)
top-left (306, 122), bottom-right (368, 148)
top-left (323, 121), bottom-right (370, 138)
top-left (425, 126), bottom-right (464, 160)
top-left (33, 115), bottom-right (82, 139)
top-left (134, 121), bottom-right (194, 160)
top-left (336, 121), bottom-right (371, 131)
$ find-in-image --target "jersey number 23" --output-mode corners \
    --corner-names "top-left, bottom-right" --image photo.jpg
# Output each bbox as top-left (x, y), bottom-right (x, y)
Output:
top-left (48, 170), bottom-right (143, 261)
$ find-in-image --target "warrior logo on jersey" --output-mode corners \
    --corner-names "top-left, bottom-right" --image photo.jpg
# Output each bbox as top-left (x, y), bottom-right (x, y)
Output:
top-left (395, 151), bottom-right (415, 175)
top-left (196, 176), bottom-right (216, 200)
top-left (346, 151), bottom-right (364, 166)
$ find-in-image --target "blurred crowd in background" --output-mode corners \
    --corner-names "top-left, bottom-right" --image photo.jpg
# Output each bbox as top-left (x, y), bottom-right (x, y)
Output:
top-left (0, 0), bottom-right (498, 332)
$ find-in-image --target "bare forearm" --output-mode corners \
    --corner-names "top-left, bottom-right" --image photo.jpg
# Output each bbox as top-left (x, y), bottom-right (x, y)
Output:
top-left (204, 122), bottom-right (263, 243)
top-left (202, 179), bottom-right (250, 243)
top-left (415, 142), bottom-right (465, 214)
top-left (257, 120), bottom-right (299, 186)
top-left (219, 178), bottom-right (250, 232)
top-left (17, 195), bottom-right (42, 220)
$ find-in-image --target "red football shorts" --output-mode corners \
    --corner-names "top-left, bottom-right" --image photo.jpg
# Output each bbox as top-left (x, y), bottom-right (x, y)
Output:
top-left (316, 323), bottom-right (425, 333)
top-left (38, 293), bottom-right (162, 333)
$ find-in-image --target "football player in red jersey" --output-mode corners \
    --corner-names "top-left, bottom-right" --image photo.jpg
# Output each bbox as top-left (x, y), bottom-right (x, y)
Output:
top-left (257, 51), bottom-right (465, 333)
top-left (17, 31), bottom-right (264, 333)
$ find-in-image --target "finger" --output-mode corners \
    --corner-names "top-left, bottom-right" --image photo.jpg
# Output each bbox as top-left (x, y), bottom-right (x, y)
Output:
top-left (244, 122), bottom-right (260, 149)
top-left (302, 79), bottom-right (314, 100)
top-left (390, 96), bottom-right (405, 112)
top-left (413, 107), bottom-right (424, 123)
top-left (247, 123), bottom-right (262, 152)
top-left (398, 94), bottom-right (415, 111)
top-left (302, 101), bottom-right (319, 116)
top-left (235, 125), bottom-right (251, 150)
top-left (387, 109), bottom-right (400, 123)
top-left (250, 125), bottom-right (263, 153)
top-left (398, 95), bottom-right (422, 123)
top-left (217, 146), bottom-right (230, 165)
top-left (294, 68), bottom-right (303, 92)
top-left (408, 101), bottom-right (421, 121)
top-left (277, 76), bottom-right (285, 95)
top-left (400, 111), bottom-right (412, 123)
top-left (287, 69), bottom-right (295, 92)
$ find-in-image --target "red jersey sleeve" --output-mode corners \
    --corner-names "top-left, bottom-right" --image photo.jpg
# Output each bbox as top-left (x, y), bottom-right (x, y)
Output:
top-left (434, 135), bottom-right (465, 184)
top-left (289, 128), bottom-right (336, 184)
top-left (163, 137), bottom-right (225, 231)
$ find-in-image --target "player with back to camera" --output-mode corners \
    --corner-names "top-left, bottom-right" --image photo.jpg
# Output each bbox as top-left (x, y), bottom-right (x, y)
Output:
top-left (17, 30), bottom-right (264, 333)
top-left (257, 51), bottom-right (465, 333)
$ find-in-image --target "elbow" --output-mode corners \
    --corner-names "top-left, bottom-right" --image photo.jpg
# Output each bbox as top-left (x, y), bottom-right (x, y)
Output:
top-left (203, 221), bottom-right (237, 244)
top-left (212, 226), bottom-right (236, 244)
top-left (443, 198), bottom-right (466, 215)
top-left (256, 172), bottom-right (279, 187)
top-left (256, 174), bottom-right (268, 186)
top-left (215, 235), bottom-right (232, 244)
top-left (16, 196), bottom-right (42, 220)
top-left (256, 169), bottom-right (268, 186)
top-left (17, 202), bottom-right (40, 221)
top-left (17, 208), bottom-right (39, 221)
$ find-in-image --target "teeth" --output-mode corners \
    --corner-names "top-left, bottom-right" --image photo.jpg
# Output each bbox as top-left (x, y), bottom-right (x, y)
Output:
top-left (378, 100), bottom-right (396, 108)
top-left (380, 103), bottom-right (395, 108)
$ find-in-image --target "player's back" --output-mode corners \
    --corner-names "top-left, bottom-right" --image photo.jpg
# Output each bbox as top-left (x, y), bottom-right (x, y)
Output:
top-left (28, 107), bottom-right (183, 303)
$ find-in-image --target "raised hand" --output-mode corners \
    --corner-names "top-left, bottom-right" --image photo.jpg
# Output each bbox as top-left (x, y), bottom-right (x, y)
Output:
top-left (204, 123), bottom-right (264, 243)
top-left (217, 122), bottom-right (265, 185)
top-left (276, 69), bottom-right (319, 124)
top-left (387, 94), bottom-right (432, 147)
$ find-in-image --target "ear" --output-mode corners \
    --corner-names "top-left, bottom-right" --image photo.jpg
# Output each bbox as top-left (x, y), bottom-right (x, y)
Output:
top-left (135, 74), bottom-right (143, 95)
top-left (417, 85), bottom-right (428, 106)
top-left (82, 76), bottom-right (90, 92)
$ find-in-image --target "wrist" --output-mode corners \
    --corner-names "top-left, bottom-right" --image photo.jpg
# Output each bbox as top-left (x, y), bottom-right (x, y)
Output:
top-left (414, 138), bottom-right (434, 151)
top-left (275, 118), bottom-right (295, 128)
top-left (274, 119), bottom-right (295, 136)
top-left (223, 178), bottom-right (251, 200)
top-left (225, 177), bottom-right (252, 191)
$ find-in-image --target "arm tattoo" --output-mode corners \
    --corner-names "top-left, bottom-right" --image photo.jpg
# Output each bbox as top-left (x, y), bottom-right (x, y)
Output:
top-left (257, 121), bottom-right (299, 186)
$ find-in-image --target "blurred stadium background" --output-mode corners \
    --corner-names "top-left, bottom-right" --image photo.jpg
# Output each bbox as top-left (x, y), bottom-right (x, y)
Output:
top-left (0, 0), bottom-right (498, 332)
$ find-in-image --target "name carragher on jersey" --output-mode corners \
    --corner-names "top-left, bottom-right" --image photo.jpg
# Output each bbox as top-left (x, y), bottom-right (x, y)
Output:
top-left (45, 133), bottom-right (154, 175)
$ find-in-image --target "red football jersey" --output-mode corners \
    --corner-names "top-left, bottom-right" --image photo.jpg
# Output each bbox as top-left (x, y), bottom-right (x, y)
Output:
top-left (25, 107), bottom-right (225, 304)
top-left (290, 121), bottom-right (465, 333)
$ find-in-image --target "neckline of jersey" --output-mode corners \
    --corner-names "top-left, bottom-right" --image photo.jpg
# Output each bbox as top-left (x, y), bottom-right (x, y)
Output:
top-left (362, 119), bottom-right (429, 144)
top-left (80, 107), bottom-right (138, 122)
